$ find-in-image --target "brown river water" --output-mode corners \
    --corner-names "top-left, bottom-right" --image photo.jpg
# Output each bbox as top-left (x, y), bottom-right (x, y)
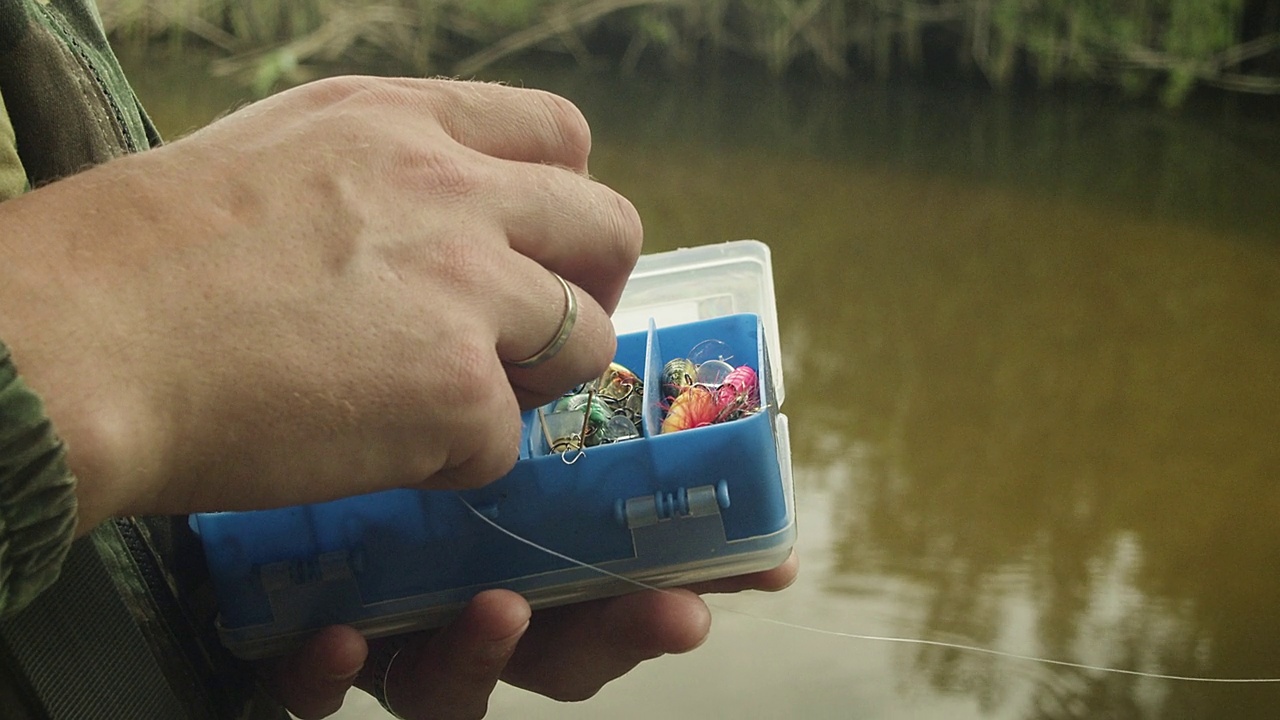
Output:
top-left (120, 51), bottom-right (1280, 720)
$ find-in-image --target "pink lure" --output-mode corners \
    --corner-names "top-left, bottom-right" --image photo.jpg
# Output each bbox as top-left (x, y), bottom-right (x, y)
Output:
top-left (715, 365), bottom-right (760, 414)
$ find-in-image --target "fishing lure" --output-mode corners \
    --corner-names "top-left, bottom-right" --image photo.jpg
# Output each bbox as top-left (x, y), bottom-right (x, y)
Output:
top-left (539, 406), bottom-right (587, 454)
top-left (661, 358), bottom-right (697, 402)
top-left (543, 363), bottom-right (646, 454)
top-left (715, 365), bottom-right (760, 417)
top-left (659, 339), bottom-right (762, 433)
top-left (660, 385), bottom-right (720, 434)
top-left (553, 392), bottom-right (611, 431)
top-left (696, 359), bottom-right (734, 386)
top-left (590, 362), bottom-right (644, 438)
top-left (594, 363), bottom-right (642, 404)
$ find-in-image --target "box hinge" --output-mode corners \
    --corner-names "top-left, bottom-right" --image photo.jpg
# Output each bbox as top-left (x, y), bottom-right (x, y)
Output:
top-left (260, 550), bottom-right (365, 626)
top-left (615, 482), bottom-right (731, 559)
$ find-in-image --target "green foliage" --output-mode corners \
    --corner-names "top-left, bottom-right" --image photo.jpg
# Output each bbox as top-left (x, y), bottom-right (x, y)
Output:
top-left (1166, 0), bottom-right (1241, 58)
top-left (98, 0), bottom-right (1278, 105)
top-left (459, 0), bottom-right (543, 28)
top-left (1157, 0), bottom-right (1243, 104)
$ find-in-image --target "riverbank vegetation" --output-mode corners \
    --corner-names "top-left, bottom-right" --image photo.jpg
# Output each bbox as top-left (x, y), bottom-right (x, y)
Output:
top-left (99, 0), bottom-right (1280, 104)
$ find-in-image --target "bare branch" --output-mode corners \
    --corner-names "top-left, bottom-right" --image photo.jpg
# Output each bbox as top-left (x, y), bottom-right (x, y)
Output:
top-left (455, 0), bottom-right (679, 77)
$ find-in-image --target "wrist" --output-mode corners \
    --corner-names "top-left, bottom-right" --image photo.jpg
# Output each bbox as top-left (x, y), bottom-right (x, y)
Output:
top-left (0, 175), bottom-right (163, 532)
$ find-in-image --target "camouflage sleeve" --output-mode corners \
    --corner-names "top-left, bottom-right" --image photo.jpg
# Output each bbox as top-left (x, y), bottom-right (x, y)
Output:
top-left (0, 87), bottom-right (28, 201)
top-left (0, 339), bottom-right (78, 617)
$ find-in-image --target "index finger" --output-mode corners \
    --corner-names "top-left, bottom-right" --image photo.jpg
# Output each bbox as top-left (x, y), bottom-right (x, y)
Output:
top-left (236, 76), bottom-right (594, 171)
top-left (410, 78), bottom-right (593, 172)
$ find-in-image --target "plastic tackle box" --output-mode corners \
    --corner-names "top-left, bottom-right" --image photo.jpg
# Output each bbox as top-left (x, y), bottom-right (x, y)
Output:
top-left (192, 240), bottom-right (796, 659)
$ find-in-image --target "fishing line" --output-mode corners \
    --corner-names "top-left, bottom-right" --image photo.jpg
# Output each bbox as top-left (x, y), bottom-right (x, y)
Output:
top-left (457, 493), bottom-right (1280, 685)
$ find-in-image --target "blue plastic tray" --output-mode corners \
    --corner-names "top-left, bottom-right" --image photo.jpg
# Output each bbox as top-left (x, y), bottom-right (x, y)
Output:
top-left (194, 251), bottom-right (795, 660)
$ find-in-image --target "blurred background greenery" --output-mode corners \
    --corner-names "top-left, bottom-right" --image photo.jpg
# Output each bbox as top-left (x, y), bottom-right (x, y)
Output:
top-left (100, 0), bottom-right (1279, 104)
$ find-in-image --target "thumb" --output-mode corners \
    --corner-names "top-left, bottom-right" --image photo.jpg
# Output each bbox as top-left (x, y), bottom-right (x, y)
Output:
top-left (263, 625), bottom-right (369, 719)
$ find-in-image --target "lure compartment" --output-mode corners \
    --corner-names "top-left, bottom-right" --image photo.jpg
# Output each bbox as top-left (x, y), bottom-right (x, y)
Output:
top-left (192, 240), bottom-right (796, 659)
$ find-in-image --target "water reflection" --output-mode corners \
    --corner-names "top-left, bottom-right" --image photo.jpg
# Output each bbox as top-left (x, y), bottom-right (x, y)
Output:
top-left (763, 155), bottom-right (1280, 717)
top-left (120, 51), bottom-right (1280, 719)
top-left (579, 71), bottom-right (1280, 719)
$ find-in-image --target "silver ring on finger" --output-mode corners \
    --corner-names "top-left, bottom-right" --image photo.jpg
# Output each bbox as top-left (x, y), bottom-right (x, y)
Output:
top-left (510, 270), bottom-right (578, 369)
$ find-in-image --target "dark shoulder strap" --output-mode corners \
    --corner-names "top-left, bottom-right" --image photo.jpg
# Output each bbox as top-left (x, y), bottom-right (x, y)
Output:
top-left (0, 519), bottom-right (288, 720)
top-left (0, 529), bottom-right (196, 719)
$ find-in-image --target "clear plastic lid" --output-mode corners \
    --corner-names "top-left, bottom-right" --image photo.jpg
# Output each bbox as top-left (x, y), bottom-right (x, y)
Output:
top-left (613, 240), bottom-right (784, 406)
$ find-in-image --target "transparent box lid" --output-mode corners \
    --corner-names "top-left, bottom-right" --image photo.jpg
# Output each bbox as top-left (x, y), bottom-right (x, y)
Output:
top-left (612, 240), bottom-right (784, 406)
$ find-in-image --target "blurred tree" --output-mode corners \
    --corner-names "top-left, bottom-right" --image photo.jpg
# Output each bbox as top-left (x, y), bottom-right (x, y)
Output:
top-left (98, 0), bottom-right (1280, 103)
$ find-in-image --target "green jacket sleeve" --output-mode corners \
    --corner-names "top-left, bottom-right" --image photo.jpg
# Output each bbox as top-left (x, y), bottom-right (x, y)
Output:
top-left (0, 86), bottom-right (26, 200)
top-left (0, 84), bottom-right (70, 616)
top-left (0, 339), bottom-right (78, 617)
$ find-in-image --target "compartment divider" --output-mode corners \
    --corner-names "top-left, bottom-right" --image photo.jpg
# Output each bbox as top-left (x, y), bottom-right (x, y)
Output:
top-left (642, 318), bottom-right (663, 439)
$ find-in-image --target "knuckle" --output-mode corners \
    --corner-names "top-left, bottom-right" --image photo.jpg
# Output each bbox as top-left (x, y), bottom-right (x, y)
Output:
top-left (314, 108), bottom-right (373, 149)
top-left (438, 333), bottom-right (500, 407)
top-left (295, 75), bottom-right (368, 106)
top-left (451, 424), bottom-right (521, 490)
top-left (535, 91), bottom-right (592, 169)
top-left (397, 145), bottom-right (486, 199)
top-left (580, 318), bottom-right (618, 381)
top-left (429, 238), bottom-right (502, 298)
top-left (434, 338), bottom-right (520, 488)
top-left (482, 412), bottom-right (523, 480)
top-left (354, 79), bottom-right (431, 114)
top-left (604, 191), bottom-right (644, 273)
top-left (315, 76), bottom-right (419, 110)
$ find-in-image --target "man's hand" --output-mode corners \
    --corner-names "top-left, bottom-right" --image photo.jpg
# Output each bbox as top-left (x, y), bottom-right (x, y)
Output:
top-left (267, 552), bottom-right (799, 719)
top-left (0, 77), bottom-right (642, 532)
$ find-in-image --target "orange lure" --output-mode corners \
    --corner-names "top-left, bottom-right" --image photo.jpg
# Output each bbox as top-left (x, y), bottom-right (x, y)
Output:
top-left (660, 385), bottom-right (721, 434)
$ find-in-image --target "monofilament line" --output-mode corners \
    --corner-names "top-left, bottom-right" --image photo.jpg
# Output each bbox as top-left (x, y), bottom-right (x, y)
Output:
top-left (456, 494), bottom-right (1280, 685)
top-left (460, 493), bottom-right (663, 591)
top-left (710, 611), bottom-right (1280, 683)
